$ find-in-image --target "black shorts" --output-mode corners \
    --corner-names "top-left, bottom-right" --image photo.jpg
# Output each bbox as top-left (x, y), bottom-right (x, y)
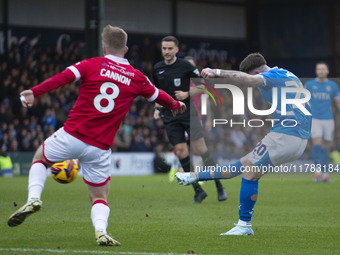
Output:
top-left (161, 106), bottom-right (203, 146)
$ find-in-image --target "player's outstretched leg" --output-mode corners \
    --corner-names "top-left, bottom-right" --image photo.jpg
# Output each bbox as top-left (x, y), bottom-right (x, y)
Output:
top-left (175, 160), bottom-right (244, 185)
top-left (8, 160), bottom-right (47, 227)
top-left (175, 172), bottom-right (198, 185)
top-left (8, 199), bottom-right (42, 227)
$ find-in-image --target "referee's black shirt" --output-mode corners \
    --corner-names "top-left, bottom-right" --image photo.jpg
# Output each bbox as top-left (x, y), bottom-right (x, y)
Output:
top-left (152, 58), bottom-right (200, 107)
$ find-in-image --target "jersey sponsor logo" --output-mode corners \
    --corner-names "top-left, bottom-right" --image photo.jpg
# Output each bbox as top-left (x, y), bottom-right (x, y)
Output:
top-left (100, 68), bottom-right (131, 86)
top-left (193, 68), bottom-right (200, 76)
top-left (105, 62), bottom-right (135, 77)
top-left (109, 62), bottom-right (126, 70)
top-left (174, 78), bottom-right (181, 87)
top-left (312, 92), bottom-right (331, 100)
top-left (326, 86), bottom-right (331, 91)
top-left (159, 70), bottom-right (165, 74)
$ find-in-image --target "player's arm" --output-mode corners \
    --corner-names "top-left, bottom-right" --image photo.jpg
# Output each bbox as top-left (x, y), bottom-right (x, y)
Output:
top-left (152, 69), bottom-right (163, 119)
top-left (153, 102), bottom-right (162, 120)
top-left (332, 83), bottom-right (340, 112)
top-left (201, 68), bottom-right (264, 87)
top-left (175, 85), bottom-right (204, 100)
top-left (153, 89), bottom-right (186, 117)
top-left (334, 97), bottom-right (340, 112)
top-left (141, 75), bottom-right (186, 117)
top-left (20, 69), bottom-right (76, 108)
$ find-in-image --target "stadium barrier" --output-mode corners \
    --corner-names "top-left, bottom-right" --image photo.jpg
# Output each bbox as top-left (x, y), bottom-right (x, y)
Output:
top-left (109, 152), bottom-right (155, 176)
top-left (8, 152), bottom-right (35, 176)
top-left (6, 152), bottom-right (338, 177)
top-left (7, 152), bottom-right (156, 176)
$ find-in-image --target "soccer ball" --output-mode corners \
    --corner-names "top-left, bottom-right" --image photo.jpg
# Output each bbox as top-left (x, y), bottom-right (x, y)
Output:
top-left (51, 159), bottom-right (79, 184)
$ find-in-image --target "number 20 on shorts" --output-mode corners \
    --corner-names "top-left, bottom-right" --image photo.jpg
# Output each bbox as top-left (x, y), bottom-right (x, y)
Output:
top-left (253, 141), bottom-right (267, 157)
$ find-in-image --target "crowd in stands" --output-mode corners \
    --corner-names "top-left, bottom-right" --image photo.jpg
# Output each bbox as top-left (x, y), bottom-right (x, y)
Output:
top-left (1, 36), bottom-right (338, 160)
top-left (0, 38), bottom-right (173, 155)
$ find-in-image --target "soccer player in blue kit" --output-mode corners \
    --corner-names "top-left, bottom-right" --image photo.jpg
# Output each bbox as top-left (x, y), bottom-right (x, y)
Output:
top-left (176, 53), bottom-right (312, 235)
top-left (305, 62), bottom-right (340, 183)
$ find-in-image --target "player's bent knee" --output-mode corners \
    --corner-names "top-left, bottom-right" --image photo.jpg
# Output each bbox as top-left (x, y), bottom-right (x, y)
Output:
top-left (176, 151), bottom-right (188, 159)
top-left (174, 143), bottom-right (189, 159)
top-left (32, 145), bottom-right (52, 167)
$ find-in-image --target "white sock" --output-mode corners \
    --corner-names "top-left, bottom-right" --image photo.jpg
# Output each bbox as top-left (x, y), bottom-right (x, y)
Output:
top-left (238, 219), bottom-right (252, 227)
top-left (91, 201), bottom-right (110, 234)
top-left (27, 161), bottom-right (47, 202)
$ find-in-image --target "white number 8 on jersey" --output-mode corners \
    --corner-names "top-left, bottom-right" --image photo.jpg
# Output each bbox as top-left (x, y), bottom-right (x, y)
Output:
top-left (94, 82), bottom-right (120, 113)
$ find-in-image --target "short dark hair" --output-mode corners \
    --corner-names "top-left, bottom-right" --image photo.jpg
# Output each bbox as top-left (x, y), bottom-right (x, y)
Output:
top-left (316, 61), bottom-right (329, 69)
top-left (239, 53), bottom-right (267, 73)
top-left (161, 36), bottom-right (179, 46)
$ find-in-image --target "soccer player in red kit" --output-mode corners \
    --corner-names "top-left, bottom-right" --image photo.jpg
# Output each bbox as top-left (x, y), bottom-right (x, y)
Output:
top-left (7, 25), bottom-right (185, 246)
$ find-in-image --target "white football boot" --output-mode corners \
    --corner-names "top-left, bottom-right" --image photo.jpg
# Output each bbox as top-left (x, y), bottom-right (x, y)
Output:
top-left (175, 172), bottom-right (198, 186)
top-left (220, 224), bottom-right (254, 236)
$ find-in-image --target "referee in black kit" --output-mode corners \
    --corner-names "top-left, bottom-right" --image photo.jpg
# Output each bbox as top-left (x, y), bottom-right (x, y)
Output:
top-left (153, 36), bottom-right (227, 203)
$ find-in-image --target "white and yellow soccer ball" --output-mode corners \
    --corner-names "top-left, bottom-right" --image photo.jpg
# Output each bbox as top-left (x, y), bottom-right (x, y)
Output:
top-left (51, 159), bottom-right (79, 184)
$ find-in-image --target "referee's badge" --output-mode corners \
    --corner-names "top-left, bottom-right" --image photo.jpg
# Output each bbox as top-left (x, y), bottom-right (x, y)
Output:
top-left (174, 78), bottom-right (181, 87)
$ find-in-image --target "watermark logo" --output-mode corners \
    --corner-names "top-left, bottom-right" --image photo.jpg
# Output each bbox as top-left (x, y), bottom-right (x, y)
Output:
top-left (201, 84), bottom-right (311, 116)
top-left (197, 84), bottom-right (223, 107)
top-left (195, 79), bottom-right (311, 129)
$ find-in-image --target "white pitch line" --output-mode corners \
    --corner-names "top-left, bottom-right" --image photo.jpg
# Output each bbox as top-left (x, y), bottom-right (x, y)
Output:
top-left (0, 248), bottom-right (195, 255)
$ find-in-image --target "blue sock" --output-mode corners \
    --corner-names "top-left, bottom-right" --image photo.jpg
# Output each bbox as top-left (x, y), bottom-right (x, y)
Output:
top-left (198, 160), bottom-right (243, 181)
top-left (313, 144), bottom-right (322, 165)
top-left (239, 178), bottom-right (258, 222)
top-left (320, 147), bottom-right (328, 173)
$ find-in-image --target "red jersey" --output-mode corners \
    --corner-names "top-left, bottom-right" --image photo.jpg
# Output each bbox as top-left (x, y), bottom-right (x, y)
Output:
top-left (65, 55), bottom-right (160, 149)
top-left (31, 55), bottom-right (179, 150)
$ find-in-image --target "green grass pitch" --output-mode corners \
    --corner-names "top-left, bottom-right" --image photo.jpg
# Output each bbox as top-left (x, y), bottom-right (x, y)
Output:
top-left (1, 173), bottom-right (339, 255)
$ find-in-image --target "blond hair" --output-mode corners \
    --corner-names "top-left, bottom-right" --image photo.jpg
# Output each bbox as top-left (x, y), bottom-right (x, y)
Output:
top-left (101, 25), bottom-right (127, 53)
